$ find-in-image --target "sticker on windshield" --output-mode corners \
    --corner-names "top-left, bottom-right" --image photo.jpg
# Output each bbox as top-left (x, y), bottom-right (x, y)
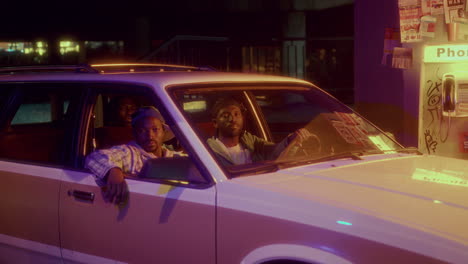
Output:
top-left (335, 111), bottom-right (359, 125)
top-left (347, 126), bottom-right (375, 148)
top-left (331, 121), bottom-right (357, 144)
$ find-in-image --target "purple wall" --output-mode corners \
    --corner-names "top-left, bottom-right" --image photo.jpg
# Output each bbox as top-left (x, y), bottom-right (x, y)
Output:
top-left (354, 0), bottom-right (419, 147)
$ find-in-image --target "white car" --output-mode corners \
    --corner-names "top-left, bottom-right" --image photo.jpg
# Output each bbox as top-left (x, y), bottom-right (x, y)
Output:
top-left (0, 63), bottom-right (466, 264)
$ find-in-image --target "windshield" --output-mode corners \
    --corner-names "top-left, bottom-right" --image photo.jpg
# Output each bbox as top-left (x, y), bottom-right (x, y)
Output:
top-left (171, 84), bottom-right (403, 177)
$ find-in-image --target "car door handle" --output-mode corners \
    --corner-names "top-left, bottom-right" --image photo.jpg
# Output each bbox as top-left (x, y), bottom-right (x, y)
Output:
top-left (68, 190), bottom-right (95, 202)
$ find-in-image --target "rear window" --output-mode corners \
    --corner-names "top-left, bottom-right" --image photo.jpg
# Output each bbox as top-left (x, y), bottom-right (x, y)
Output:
top-left (0, 84), bottom-right (82, 165)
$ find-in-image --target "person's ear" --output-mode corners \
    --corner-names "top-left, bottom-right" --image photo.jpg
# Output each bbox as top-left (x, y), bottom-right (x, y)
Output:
top-left (212, 118), bottom-right (218, 129)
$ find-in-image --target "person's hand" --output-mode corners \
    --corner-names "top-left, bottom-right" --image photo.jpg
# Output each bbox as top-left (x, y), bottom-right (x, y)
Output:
top-left (288, 128), bottom-right (313, 146)
top-left (104, 168), bottom-right (129, 205)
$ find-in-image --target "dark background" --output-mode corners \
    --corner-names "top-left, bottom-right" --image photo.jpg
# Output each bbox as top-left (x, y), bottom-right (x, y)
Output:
top-left (0, 0), bottom-right (354, 103)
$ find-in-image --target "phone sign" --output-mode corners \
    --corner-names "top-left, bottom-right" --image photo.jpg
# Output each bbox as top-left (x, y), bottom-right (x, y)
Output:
top-left (424, 45), bottom-right (468, 63)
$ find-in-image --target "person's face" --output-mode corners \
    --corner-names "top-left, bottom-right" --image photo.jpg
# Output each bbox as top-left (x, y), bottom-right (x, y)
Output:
top-left (133, 117), bottom-right (165, 153)
top-left (118, 98), bottom-right (137, 126)
top-left (213, 105), bottom-right (244, 138)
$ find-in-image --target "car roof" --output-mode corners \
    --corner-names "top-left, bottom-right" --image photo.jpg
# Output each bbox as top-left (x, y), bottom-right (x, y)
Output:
top-left (0, 71), bottom-right (312, 89)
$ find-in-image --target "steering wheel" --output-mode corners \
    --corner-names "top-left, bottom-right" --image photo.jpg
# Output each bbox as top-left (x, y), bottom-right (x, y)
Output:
top-left (298, 133), bottom-right (322, 157)
top-left (278, 131), bottom-right (323, 160)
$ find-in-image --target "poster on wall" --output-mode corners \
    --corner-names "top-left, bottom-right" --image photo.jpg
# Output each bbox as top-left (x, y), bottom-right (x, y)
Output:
top-left (431, 0), bottom-right (445, 15)
top-left (392, 47), bottom-right (413, 69)
top-left (382, 28), bottom-right (401, 65)
top-left (420, 15), bottom-right (437, 37)
top-left (422, 0), bottom-right (432, 15)
top-left (444, 0), bottom-right (465, 23)
top-left (399, 0), bottom-right (423, 42)
top-left (453, 16), bottom-right (468, 39)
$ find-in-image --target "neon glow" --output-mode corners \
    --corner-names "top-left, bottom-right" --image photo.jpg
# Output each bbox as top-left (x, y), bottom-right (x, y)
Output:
top-left (336, 220), bottom-right (352, 226)
top-left (59, 41), bottom-right (80, 55)
top-left (166, 180), bottom-right (189, 185)
top-left (412, 168), bottom-right (468, 187)
top-left (91, 63), bottom-right (198, 69)
top-left (424, 45), bottom-right (468, 63)
top-left (183, 101), bottom-right (207, 112)
top-left (368, 135), bottom-right (397, 153)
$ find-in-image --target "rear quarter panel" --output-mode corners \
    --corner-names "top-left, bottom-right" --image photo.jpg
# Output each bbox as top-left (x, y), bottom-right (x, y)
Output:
top-left (0, 161), bottom-right (62, 263)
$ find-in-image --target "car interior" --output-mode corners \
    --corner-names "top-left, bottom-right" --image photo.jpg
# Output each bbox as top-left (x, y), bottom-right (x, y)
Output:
top-left (174, 91), bottom-right (264, 142)
top-left (89, 93), bottom-right (182, 154)
top-left (0, 87), bottom-right (76, 165)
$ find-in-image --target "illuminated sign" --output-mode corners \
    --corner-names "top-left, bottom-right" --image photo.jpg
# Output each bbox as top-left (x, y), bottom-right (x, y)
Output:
top-left (59, 41), bottom-right (79, 55)
top-left (424, 45), bottom-right (468, 63)
top-left (412, 168), bottom-right (468, 187)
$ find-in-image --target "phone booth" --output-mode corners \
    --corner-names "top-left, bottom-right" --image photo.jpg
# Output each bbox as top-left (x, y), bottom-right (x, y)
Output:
top-left (420, 44), bottom-right (468, 159)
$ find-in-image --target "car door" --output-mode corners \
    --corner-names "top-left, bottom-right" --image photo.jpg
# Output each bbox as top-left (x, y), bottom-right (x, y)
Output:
top-left (0, 83), bottom-right (82, 263)
top-left (59, 84), bottom-right (216, 264)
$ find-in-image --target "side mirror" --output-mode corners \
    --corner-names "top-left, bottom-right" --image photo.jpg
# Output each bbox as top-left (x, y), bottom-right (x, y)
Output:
top-left (139, 156), bottom-right (207, 184)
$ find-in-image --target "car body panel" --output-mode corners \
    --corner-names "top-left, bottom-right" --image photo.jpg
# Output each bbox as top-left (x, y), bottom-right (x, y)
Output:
top-left (0, 161), bottom-right (62, 263)
top-left (217, 206), bottom-right (449, 264)
top-left (59, 170), bottom-right (216, 264)
top-left (216, 154), bottom-right (468, 263)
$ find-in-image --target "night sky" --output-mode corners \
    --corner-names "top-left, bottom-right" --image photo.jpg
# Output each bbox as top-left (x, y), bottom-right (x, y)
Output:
top-left (0, 1), bottom-right (352, 41)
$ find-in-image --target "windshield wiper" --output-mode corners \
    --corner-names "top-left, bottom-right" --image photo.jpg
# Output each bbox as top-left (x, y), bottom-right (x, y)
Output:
top-left (394, 147), bottom-right (422, 155)
top-left (275, 151), bottom-right (364, 168)
top-left (362, 147), bottom-right (422, 155)
top-left (228, 148), bottom-right (422, 177)
top-left (228, 162), bottom-right (280, 177)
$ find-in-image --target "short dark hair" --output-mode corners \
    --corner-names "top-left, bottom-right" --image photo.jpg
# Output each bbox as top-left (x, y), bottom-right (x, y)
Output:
top-left (211, 97), bottom-right (246, 118)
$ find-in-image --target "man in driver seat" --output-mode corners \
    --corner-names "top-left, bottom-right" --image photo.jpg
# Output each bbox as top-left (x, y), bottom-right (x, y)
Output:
top-left (207, 97), bottom-right (313, 166)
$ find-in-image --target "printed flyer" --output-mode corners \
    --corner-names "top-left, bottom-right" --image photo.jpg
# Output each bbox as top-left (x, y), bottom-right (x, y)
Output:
top-left (422, 0), bottom-right (432, 15)
top-left (392, 47), bottom-right (413, 69)
top-left (399, 0), bottom-right (422, 42)
top-left (444, 0), bottom-right (465, 23)
top-left (382, 28), bottom-right (401, 65)
top-left (431, 0), bottom-right (445, 15)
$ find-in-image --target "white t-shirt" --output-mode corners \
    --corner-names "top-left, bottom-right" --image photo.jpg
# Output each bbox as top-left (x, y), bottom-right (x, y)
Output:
top-left (216, 139), bottom-right (252, 165)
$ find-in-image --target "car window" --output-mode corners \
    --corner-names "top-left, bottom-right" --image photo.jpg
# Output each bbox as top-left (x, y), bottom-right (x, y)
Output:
top-left (173, 90), bottom-right (265, 140)
top-left (83, 85), bottom-right (206, 184)
top-left (171, 85), bottom-right (403, 177)
top-left (253, 90), bottom-right (327, 142)
top-left (0, 87), bottom-right (14, 128)
top-left (11, 97), bottom-right (70, 124)
top-left (0, 87), bottom-right (12, 110)
top-left (0, 84), bottom-right (81, 165)
top-left (90, 93), bottom-right (151, 150)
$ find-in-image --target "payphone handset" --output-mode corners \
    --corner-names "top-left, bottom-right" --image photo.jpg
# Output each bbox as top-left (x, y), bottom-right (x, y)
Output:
top-left (442, 74), bottom-right (456, 113)
top-left (441, 72), bottom-right (468, 117)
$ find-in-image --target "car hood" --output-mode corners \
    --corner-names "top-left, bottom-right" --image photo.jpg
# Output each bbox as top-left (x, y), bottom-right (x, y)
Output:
top-left (222, 154), bottom-right (468, 260)
top-left (300, 154), bottom-right (468, 211)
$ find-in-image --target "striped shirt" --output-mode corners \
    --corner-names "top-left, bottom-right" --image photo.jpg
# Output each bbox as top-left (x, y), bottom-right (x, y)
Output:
top-left (85, 141), bottom-right (180, 180)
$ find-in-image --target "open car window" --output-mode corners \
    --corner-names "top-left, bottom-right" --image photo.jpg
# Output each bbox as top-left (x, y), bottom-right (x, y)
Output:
top-left (171, 84), bottom-right (403, 177)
